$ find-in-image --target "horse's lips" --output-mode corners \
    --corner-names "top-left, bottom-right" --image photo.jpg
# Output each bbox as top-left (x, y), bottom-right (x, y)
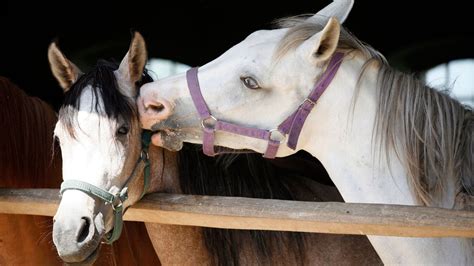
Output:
top-left (63, 245), bottom-right (100, 266)
top-left (151, 130), bottom-right (183, 151)
top-left (151, 132), bottom-right (165, 146)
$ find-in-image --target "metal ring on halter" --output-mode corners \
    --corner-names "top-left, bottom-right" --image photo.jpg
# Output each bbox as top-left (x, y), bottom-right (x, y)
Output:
top-left (140, 150), bottom-right (149, 160)
top-left (269, 129), bottom-right (286, 144)
top-left (201, 115), bottom-right (218, 131)
top-left (111, 195), bottom-right (123, 211)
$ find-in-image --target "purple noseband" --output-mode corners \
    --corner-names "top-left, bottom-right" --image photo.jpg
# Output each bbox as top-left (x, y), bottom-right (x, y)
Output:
top-left (186, 52), bottom-right (344, 158)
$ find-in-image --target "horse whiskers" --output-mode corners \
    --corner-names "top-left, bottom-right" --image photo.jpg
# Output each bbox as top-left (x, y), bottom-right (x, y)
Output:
top-left (154, 126), bottom-right (198, 133)
top-left (37, 230), bottom-right (53, 245)
top-left (34, 217), bottom-right (55, 227)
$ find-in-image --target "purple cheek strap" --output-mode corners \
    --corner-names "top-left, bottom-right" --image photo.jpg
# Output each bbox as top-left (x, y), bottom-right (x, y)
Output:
top-left (186, 52), bottom-right (344, 158)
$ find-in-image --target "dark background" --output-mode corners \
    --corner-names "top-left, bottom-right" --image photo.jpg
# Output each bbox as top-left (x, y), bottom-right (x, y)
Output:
top-left (1, 0), bottom-right (473, 109)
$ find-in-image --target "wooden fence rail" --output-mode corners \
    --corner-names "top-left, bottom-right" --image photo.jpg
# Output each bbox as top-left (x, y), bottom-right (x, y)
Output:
top-left (0, 188), bottom-right (473, 238)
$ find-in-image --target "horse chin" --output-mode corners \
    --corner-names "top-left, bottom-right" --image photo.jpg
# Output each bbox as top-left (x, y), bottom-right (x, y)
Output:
top-left (62, 213), bottom-right (105, 265)
top-left (151, 130), bottom-right (184, 151)
top-left (64, 245), bottom-right (100, 266)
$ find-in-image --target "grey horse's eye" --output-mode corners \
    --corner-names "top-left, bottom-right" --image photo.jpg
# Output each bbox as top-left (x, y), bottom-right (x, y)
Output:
top-left (240, 76), bottom-right (260, 90)
top-left (117, 125), bottom-right (129, 135)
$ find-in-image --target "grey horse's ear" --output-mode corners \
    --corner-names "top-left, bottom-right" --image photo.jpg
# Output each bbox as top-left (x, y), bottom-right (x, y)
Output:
top-left (115, 31), bottom-right (148, 98)
top-left (299, 17), bottom-right (341, 64)
top-left (307, 0), bottom-right (354, 25)
top-left (48, 42), bottom-right (83, 92)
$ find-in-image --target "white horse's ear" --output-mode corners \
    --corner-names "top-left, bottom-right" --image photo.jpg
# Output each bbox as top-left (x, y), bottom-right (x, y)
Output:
top-left (300, 17), bottom-right (341, 63)
top-left (48, 42), bottom-right (83, 92)
top-left (308, 0), bottom-right (354, 25)
top-left (115, 32), bottom-right (148, 98)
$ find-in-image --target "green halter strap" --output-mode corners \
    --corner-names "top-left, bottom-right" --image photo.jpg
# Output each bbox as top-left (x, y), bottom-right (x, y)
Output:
top-left (60, 130), bottom-right (152, 244)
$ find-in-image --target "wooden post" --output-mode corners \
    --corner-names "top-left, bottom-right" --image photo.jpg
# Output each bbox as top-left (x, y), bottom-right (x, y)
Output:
top-left (0, 188), bottom-right (473, 237)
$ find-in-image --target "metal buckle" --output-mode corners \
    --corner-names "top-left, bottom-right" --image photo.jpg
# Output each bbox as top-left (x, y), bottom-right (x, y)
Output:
top-left (268, 129), bottom-right (286, 144)
top-left (111, 200), bottom-right (123, 211)
top-left (140, 149), bottom-right (149, 160)
top-left (111, 192), bottom-right (124, 211)
top-left (201, 115), bottom-right (217, 131)
top-left (303, 98), bottom-right (316, 106)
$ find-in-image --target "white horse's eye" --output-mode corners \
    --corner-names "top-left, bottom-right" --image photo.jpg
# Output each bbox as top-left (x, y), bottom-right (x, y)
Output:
top-left (117, 126), bottom-right (129, 135)
top-left (240, 76), bottom-right (260, 90)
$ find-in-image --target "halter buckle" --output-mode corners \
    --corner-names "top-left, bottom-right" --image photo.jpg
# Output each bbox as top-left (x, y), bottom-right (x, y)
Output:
top-left (111, 188), bottom-right (127, 211)
top-left (269, 129), bottom-right (286, 144)
top-left (303, 98), bottom-right (316, 106)
top-left (201, 115), bottom-right (218, 131)
top-left (140, 150), bottom-right (149, 160)
top-left (111, 198), bottom-right (123, 211)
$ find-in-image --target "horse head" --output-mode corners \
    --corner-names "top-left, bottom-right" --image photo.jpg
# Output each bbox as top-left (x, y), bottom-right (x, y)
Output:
top-left (138, 0), bottom-right (353, 156)
top-left (48, 32), bottom-right (150, 264)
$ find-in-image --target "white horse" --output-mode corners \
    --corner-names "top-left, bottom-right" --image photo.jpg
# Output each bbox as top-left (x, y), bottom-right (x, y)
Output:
top-left (138, 0), bottom-right (474, 264)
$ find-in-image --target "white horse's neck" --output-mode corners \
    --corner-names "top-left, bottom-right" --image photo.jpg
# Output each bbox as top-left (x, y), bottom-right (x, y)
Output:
top-left (298, 54), bottom-right (473, 264)
top-left (301, 55), bottom-right (415, 205)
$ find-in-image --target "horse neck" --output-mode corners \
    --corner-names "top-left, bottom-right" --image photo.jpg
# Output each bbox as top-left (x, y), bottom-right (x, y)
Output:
top-left (0, 79), bottom-right (62, 188)
top-left (299, 55), bottom-right (418, 206)
top-left (117, 136), bottom-right (180, 207)
top-left (147, 146), bottom-right (181, 194)
top-left (139, 145), bottom-right (213, 265)
top-left (298, 55), bottom-right (473, 265)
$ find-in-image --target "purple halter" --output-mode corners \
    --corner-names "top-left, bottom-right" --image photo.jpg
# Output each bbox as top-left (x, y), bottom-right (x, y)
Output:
top-left (186, 52), bottom-right (344, 158)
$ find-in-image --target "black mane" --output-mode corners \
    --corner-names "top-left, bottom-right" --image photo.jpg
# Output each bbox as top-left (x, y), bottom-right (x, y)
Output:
top-left (58, 59), bottom-right (152, 136)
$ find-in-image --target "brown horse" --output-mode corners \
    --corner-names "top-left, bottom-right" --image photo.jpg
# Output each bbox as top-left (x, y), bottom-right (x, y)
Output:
top-left (0, 77), bottom-right (159, 265)
top-left (47, 34), bottom-right (382, 265)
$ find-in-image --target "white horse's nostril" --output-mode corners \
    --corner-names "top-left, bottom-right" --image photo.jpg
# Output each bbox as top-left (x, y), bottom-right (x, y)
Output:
top-left (140, 97), bottom-right (174, 127)
top-left (147, 102), bottom-right (165, 113)
top-left (76, 217), bottom-right (91, 243)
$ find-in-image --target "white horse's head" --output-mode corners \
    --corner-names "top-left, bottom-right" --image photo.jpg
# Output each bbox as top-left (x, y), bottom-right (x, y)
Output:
top-left (138, 0), bottom-right (353, 155)
top-left (48, 33), bottom-right (149, 264)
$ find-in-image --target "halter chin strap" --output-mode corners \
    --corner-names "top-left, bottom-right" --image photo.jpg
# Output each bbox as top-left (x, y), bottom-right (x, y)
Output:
top-left (186, 52), bottom-right (344, 158)
top-left (60, 130), bottom-right (152, 244)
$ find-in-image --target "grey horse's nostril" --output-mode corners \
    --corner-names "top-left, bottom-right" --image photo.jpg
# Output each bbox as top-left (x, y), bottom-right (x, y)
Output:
top-left (76, 217), bottom-right (91, 243)
top-left (147, 103), bottom-right (165, 113)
